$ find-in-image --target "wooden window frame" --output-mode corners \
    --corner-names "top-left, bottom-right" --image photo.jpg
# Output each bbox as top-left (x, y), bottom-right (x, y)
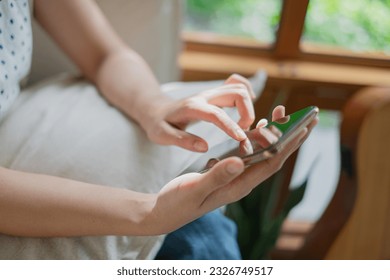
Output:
top-left (183, 0), bottom-right (390, 69)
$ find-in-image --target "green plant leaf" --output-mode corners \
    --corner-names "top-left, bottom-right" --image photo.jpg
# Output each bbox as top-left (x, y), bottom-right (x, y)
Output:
top-left (226, 168), bottom-right (311, 259)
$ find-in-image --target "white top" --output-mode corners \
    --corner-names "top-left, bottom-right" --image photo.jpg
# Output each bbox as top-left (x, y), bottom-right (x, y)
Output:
top-left (0, 0), bottom-right (32, 119)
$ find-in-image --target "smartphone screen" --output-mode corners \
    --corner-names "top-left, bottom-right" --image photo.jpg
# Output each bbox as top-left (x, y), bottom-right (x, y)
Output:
top-left (181, 106), bottom-right (318, 174)
top-left (241, 106), bottom-right (319, 166)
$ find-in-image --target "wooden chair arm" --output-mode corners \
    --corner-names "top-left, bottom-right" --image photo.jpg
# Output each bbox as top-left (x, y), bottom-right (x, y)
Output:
top-left (272, 87), bottom-right (390, 259)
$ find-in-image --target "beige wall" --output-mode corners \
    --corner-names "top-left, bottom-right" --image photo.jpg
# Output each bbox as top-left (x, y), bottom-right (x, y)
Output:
top-left (29, 0), bottom-right (183, 85)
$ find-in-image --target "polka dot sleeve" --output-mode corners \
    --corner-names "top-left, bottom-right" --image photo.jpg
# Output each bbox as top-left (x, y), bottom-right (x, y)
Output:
top-left (0, 0), bottom-right (32, 119)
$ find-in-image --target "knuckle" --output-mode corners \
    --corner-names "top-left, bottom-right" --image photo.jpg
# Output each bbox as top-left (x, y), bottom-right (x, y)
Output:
top-left (208, 107), bottom-right (225, 121)
top-left (148, 124), bottom-right (163, 139)
top-left (236, 188), bottom-right (252, 201)
top-left (234, 88), bottom-right (251, 99)
top-left (211, 172), bottom-right (229, 186)
top-left (235, 83), bottom-right (247, 90)
top-left (230, 73), bottom-right (242, 80)
top-left (264, 158), bottom-right (283, 172)
top-left (274, 159), bottom-right (284, 171)
top-left (181, 98), bottom-right (199, 111)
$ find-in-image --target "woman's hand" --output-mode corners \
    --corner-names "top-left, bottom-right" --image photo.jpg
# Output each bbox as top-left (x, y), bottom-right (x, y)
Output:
top-left (138, 74), bottom-right (257, 152)
top-left (239, 105), bottom-right (285, 155)
top-left (34, 0), bottom-right (256, 152)
top-left (94, 50), bottom-right (257, 153)
top-left (147, 106), bottom-right (318, 235)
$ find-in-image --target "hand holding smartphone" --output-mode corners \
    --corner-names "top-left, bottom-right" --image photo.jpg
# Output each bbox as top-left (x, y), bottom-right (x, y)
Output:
top-left (181, 106), bottom-right (319, 174)
top-left (239, 105), bottom-right (319, 166)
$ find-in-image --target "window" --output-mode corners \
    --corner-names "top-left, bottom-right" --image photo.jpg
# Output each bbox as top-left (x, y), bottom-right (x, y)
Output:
top-left (184, 0), bottom-right (390, 66)
top-left (184, 0), bottom-right (283, 46)
top-left (302, 0), bottom-right (390, 56)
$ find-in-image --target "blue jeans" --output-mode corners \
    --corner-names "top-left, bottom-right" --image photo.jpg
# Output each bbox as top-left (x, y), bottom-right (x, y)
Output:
top-left (155, 209), bottom-right (242, 260)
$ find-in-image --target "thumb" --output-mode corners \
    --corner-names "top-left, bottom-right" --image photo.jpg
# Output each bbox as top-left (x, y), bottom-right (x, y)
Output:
top-left (196, 157), bottom-right (245, 211)
top-left (199, 157), bottom-right (244, 195)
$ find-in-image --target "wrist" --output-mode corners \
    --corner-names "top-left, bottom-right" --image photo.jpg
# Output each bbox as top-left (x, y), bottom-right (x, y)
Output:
top-left (94, 49), bottom-right (167, 127)
top-left (118, 191), bottom-right (160, 236)
top-left (130, 94), bottom-right (172, 132)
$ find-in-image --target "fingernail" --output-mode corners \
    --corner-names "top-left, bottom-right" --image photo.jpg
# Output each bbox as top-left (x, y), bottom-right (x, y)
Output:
top-left (278, 105), bottom-right (285, 116)
top-left (226, 162), bottom-right (242, 174)
top-left (206, 158), bottom-right (219, 169)
top-left (194, 141), bottom-right (208, 152)
top-left (242, 138), bottom-right (254, 155)
top-left (236, 128), bottom-right (247, 140)
top-left (256, 118), bottom-right (268, 128)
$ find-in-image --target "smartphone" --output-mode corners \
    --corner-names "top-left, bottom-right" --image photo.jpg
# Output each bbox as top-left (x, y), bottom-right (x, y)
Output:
top-left (240, 105), bottom-right (319, 166)
top-left (181, 106), bottom-right (319, 174)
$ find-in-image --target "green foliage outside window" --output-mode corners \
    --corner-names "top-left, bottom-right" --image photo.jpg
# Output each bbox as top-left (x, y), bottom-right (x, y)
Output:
top-left (304, 0), bottom-right (390, 53)
top-left (185, 0), bottom-right (390, 54)
top-left (185, 0), bottom-right (282, 43)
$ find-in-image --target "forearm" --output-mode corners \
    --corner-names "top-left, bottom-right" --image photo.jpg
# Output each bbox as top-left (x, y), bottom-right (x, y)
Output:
top-left (94, 49), bottom-right (170, 127)
top-left (0, 167), bottom-right (157, 237)
top-left (34, 0), bottom-right (167, 128)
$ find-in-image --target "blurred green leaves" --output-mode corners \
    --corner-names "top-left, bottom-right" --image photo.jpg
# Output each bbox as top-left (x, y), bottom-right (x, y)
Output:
top-left (185, 0), bottom-right (390, 54)
top-left (226, 170), bottom-right (309, 259)
top-left (185, 0), bottom-right (282, 43)
top-left (304, 0), bottom-right (390, 53)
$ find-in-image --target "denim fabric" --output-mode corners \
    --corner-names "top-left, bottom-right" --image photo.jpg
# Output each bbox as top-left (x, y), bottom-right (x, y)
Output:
top-left (155, 210), bottom-right (242, 260)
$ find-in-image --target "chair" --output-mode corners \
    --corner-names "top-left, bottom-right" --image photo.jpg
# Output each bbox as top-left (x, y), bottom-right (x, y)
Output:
top-left (272, 86), bottom-right (390, 259)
